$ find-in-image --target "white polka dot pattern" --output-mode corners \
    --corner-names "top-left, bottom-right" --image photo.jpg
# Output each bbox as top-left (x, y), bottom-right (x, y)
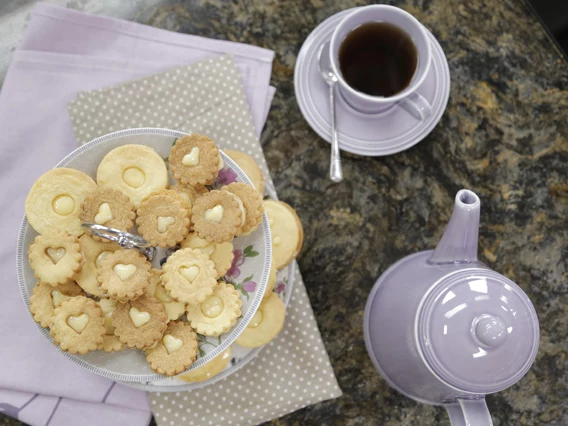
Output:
top-left (67, 54), bottom-right (341, 424)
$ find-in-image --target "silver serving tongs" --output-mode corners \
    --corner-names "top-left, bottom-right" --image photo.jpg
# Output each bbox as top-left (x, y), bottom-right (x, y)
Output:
top-left (82, 223), bottom-right (156, 261)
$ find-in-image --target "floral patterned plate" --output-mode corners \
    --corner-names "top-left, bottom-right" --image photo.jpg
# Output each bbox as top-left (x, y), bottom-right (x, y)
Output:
top-left (121, 186), bottom-right (295, 392)
top-left (16, 128), bottom-right (272, 383)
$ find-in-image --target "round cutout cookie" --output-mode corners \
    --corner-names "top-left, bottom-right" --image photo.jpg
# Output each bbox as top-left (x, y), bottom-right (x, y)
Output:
top-left (263, 200), bottom-right (304, 269)
top-left (96, 144), bottom-right (168, 208)
top-left (25, 168), bottom-right (97, 236)
top-left (235, 293), bottom-right (285, 348)
top-left (224, 150), bottom-right (265, 196)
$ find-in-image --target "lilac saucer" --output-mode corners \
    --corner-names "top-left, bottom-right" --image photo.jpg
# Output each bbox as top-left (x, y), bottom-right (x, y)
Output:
top-left (294, 8), bottom-right (450, 156)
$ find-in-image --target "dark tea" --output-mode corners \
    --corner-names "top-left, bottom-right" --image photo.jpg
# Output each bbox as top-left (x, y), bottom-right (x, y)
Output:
top-left (338, 22), bottom-right (418, 97)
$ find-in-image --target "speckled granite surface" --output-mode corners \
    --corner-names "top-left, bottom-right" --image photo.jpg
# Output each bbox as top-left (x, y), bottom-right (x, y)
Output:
top-left (2, 0), bottom-right (567, 425)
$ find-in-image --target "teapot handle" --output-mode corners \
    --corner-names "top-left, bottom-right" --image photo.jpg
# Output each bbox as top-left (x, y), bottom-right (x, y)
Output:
top-left (445, 398), bottom-right (493, 426)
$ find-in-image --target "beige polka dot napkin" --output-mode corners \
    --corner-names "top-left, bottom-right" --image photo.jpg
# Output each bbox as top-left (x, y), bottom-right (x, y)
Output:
top-left (67, 54), bottom-right (342, 425)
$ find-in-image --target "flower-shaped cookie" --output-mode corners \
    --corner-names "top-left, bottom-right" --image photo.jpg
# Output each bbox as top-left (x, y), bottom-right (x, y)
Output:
top-left (170, 183), bottom-right (209, 208)
top-left (186, 281), bottom-right (242, 336)
top-left (25, 168), bottom-right (97, 236)
top-left (179, 346), bottom-right (232, 383)
top-left (50, 296), bottom-right (105, 354)
top-left (136, 190), bottom-right (191, 248)
top-left (147, 269), bottom-right (186, 322)
top-left (113, 295), bottom-right (168, 349)
top-left (161, 248), bottom-right (217, 305)
top-left (75, 235), bottom-right (122, 297)
top-left (79, 187), bottom-right (136, 236)
top-left (29, 281), bottom-right (85, 328)
top-left (28, 231), bottom-right (82, 286)
top-left (97, 144), bottom-right (168, 208)
top-left (169, 134), bottom-right (221, 186)
top-left (224, 150), bottom-right (265, 196)
top-left (264, 200), bottom-right (304, 270)
top-left (191, 190), bottom-right (244, 243)
top-left (145, 321), bottom-right (198, 376)
top-left (235, 293), bottom-right (285, 348)
top-left (221, 182), bottom-right (264, 235)
top-left (180, 232), bottom-right (234, 277)
top-left (97, 298), bottom-right (124, 352)
top-left (97, 249), bottom-right (151, 301)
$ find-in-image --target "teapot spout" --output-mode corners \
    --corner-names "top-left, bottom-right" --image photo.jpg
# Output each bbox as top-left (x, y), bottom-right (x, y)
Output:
top-left (429, 189), bottom-right (480, 265)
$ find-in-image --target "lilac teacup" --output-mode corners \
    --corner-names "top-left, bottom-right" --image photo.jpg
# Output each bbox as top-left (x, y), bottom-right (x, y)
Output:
top-left (329, 5), bottom-right (432, 119)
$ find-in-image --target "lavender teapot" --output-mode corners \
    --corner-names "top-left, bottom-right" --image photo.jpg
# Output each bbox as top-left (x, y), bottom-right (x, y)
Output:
top-left (364, 190), bottom-right (539, 426)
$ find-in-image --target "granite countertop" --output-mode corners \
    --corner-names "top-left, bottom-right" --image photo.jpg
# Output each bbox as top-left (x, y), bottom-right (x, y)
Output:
top-left (2, 0), bottom-right (567, 425)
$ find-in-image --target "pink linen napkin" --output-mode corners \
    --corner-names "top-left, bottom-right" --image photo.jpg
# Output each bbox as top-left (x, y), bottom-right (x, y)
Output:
top-left (0, 4), bottom-right (274, 426)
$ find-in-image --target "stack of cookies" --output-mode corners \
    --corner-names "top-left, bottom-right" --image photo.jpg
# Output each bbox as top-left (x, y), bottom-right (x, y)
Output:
top-left (24, 134), bottom-right (304, 379)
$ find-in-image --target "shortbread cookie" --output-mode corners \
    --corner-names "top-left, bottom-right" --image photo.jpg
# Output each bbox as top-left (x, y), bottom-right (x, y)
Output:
top-left (179, 346), bottom-right (232, 383)
top-left (99, 335), bottom-right (125, 352)
top-left (79, 188), bottom-right (136, 236)
top-left (180, 232), bottom-right (234, 277)
top-left (192, 190), bottom-right (244, 243)
top-left (161, 248), bottom-right (217, 305)
top-left (29, 281), bottom-right (84, 328)
top-left (50, 296), bottom-right (105, 354)
top-left (264, 260), bottom-right (277, 299)
top-left (224, 150), bottom-right (265, 196)
top-left (97, 249), bottom-right (151, 301)
top-left (170, 183), bottom-right (209, 208)
top-left (113, 295), bottom-right (168, 349)
top-left (28, 231), bottom-right (82, 286)
top-left (186, 281), bottom-right (242, 336)
top-left (235, 293), bottom-right (285, 348)
top-left (145, 321), bottom-right (199, 376)
top-left (264, 200), bottom-right (304, 270)
top-left (97, 144), bottom-right (168, 208)
top-left (169, 134), bottom-right (221, 185)
top-left (147, 269), bottom-right (186, 321)
top-left (97, 298), bottom-right (125, 352)
top-left (136, 190), bottom-right (191, 248)
top-left (25, 168), bottom-right (97, 236)
top-left (75, 235), bottom-right (122, 297)
top-left (221, 183), bottom-right (264, 235)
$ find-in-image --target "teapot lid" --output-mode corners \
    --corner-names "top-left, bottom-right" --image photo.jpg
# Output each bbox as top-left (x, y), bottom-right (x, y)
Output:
top-left (417, 269), bottom-right (539, 394)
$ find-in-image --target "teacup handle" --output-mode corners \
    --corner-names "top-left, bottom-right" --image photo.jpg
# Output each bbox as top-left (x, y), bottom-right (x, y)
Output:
top-left (445, 398), bottom-right (493, 426)
top-left (398, 91), bottom-right (432, 120)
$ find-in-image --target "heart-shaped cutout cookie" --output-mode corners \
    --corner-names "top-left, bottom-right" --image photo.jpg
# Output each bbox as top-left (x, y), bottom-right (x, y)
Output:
top-left (163, 334), bottom-right (183, 354)
top-left (129, 307), bottom-right (150, 328)
top-left (179, 265), bottom-right (200, 283)
top-left (182, 147), bottom-right (200, 166)
top-left (157, 216), bottom-right (176, 233)
top-left (67, 313), bottom-right (89, 333)
top-left (46, 247), bottom-right (66, 264)
top-left (204, 204), bottom-right (224, 223)
top-left (113, 264), bottom-right (136, 281)
top-left (94, 202), bottom-right (113, 225)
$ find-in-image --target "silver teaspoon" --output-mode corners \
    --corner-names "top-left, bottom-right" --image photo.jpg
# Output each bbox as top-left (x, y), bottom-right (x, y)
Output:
top-left (318, 41), bottom-right (343, 183)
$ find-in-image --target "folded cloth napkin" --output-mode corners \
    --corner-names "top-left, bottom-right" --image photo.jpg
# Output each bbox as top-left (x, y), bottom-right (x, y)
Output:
top-left (67, 54), bottom-right (342, 426)
top-left (0, 4), bottom-right (274, 426)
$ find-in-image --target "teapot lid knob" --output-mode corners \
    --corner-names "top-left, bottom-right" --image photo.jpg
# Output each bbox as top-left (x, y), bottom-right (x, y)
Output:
top-left (474, 315), bottom-right (507, 348)
top-left (417, 269), bottom-right (539, 395)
